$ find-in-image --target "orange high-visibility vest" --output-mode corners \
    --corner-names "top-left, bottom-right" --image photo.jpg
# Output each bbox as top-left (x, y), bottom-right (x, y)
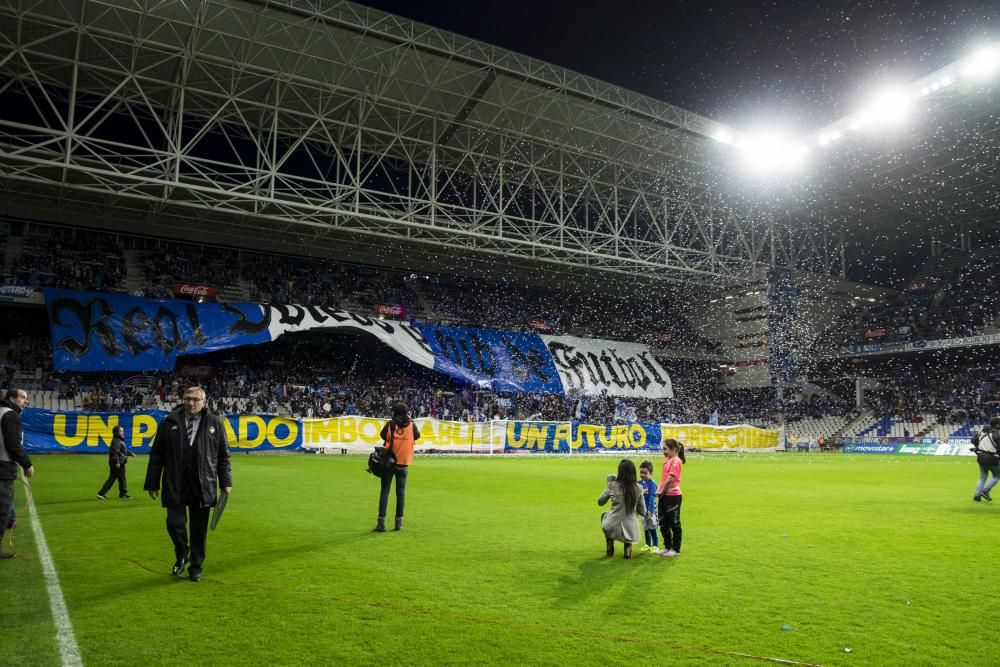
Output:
top-left (385, 422), bottom-right (415, 466)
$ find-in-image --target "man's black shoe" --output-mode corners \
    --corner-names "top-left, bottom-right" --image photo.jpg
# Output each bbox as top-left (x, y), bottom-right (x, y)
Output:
top-left (171, 557), bottom-right (188, 576)
top-left (0, 551), bottom-right (15, 559)
top-left (96, 494), bottom-right (108, 500)
top-left (983, 490), bottom-right (993, 501)
top-left (119, 495), bottom-right (132, 499)
top-left (189, 569), bottom-right (202, 582)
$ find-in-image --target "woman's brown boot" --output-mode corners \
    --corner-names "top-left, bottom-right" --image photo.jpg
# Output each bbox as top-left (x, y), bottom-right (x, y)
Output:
top-left (394, 518), bottom-right (403, 531)
top-left (373, 519), bottom-right (385, 532)
top-left (606, 538), bottom-right (614, 557)
top-left (623, 543), bottom-right (632, 560)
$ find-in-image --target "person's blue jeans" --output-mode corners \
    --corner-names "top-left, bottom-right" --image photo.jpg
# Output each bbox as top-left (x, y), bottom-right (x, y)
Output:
top-left (378, 466), bottom-right (409, 520)
top-left (976, 460), bottom-right (1000, 497)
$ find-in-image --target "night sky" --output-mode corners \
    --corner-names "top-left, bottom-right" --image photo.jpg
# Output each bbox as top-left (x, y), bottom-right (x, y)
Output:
top-left (356, 1), bottom-right (1000, 133)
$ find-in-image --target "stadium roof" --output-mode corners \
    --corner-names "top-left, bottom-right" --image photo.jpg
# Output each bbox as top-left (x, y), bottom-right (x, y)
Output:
top-left (3, 1), bottom-right (994, 291)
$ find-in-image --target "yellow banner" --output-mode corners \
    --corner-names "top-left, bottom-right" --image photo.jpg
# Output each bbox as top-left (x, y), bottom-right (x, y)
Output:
top-left (301, 417), bottom-right (493, 451)
top-left (660, 423), bottom-right (779, 451)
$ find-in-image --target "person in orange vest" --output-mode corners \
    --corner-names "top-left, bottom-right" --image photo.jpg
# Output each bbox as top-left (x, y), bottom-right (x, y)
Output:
top-left (374, 402), bottom-right (421, 532)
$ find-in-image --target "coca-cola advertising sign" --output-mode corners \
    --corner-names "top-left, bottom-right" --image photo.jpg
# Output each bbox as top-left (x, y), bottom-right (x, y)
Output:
top-left (374, 304), bottom-right (407, 318)
top-left (177, 364), bottom-right (220, 379)
top-left (173, 283), bottom-right (217, 299)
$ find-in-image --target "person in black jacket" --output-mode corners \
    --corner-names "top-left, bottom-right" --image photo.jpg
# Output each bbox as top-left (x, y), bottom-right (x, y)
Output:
top-left (1, 388), bottom-right (33, 559)
top-left (144, 386), bottom-right (232, 581)
top-left (97, 424), bottom-right (134, 500)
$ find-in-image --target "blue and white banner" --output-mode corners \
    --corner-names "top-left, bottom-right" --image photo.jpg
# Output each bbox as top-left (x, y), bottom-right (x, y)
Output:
top-left (45, 289), bottom-right (433, 373)
top-left (415, 324), bottom-right (563, 393)
top-left (45, 290), bottom-right (672, 398)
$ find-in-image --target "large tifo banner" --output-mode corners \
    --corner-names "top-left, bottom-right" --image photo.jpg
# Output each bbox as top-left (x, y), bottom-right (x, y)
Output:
top-left (21, 409), bottom-right (778, 453)
top-left (45, 289), bottom-right (671, 397)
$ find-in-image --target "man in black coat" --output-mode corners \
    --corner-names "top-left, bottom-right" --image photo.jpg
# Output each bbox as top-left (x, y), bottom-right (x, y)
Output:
top-left (97, 424), bottom-right (134, 499)
top-left (1, 388), bottom-right (34, 559)
top-left (144, 386), bottom-right (232, 581)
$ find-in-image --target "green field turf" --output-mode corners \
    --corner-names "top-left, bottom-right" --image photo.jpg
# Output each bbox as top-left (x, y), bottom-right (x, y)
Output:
top-left (1, 453), bottom-right (996, 666)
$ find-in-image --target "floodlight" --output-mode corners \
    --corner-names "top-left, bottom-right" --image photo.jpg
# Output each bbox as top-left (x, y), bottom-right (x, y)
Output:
top-left (939, 75), bottom-right (954, 87)
top-left (961, 45), bottom-right (1000, 79)
top-left (713, 130), bottom-right (735, 144)
top-left (866, 88), bottom-right (912, 126)
top-left (737, 132), bottom-right (808, 173)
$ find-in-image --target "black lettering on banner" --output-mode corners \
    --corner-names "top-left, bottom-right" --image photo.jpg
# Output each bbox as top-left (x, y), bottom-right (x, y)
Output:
top-left (435, 329), bottom-right (468, 370)
top-left (274, 304), bottom-right (305, 326)
top-left (121, 307), bottom-right (153, 355)
top-left (502, 337), bottom-right (551, 383)
top-left (304, 306), bottom-right (329, 325)
top-left (50, 297), bottom-right (122, 357)
top-left (349, 311), bottom-right (394, 334)
top-left (319, 306), bottom-right (350, 324)
top-left (222, 303), bottom-right (271, 334)
top-left (599, 350), bottom-right (625, 388)
top-left (547, 341), bottom-right (585, 389)
top-left (585, 351), bottom-right (607, 385)
top-left (184, 303), bottom-right (208, 347)
top-left (400, 324), bottom-right (434, 356)
top-left (638, 352), bottom-right (668, 388)
top-left (153, 307), bottom-right (184, 353)
top-left (610, 350), bottom-right (637, 389)
top-left (624, 356), bottom-right (652, 391)
top-left (471, 335), bottom-right (496, 375)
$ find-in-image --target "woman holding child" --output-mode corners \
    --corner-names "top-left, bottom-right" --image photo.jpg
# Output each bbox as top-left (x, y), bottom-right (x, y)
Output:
top-left (597, 459), bottom-right (646, 559)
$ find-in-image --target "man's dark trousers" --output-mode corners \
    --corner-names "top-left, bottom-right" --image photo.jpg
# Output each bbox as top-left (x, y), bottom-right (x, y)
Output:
top-left (98, 465), bottom-right (127, 497)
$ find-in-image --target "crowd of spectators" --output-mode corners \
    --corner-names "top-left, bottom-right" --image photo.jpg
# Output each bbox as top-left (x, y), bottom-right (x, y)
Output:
top-left (814, 262), bottom-right (1000, 351)
top-left (8, 230), bottom-right (125, 292)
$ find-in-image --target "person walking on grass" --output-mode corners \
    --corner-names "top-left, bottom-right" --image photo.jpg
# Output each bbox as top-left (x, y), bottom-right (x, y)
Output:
top-left (144, 386), bottom-right (232, 582)
top-left (638, 460), bottom-right (659, 552)
top-left (0, 388), bottom-right (33, 560)
top-left (374, 402), bottom-right (420, 532)
top-left (598, 459), bottom-right (645, 559)
top-left (97, 424), bottom-right (135, 500)
top-left (972, 417), bottom-right (1000, 502)
top-left (656, 439), bottom-right (685, 558)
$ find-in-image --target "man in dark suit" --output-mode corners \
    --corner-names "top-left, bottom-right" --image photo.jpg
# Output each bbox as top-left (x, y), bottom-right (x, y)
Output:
top-left (97, 424), bottom-right (134, 499)
top-left (1, 388), bottom-right (33, 559)
top-left (144, 386), bottom-right (232, 582)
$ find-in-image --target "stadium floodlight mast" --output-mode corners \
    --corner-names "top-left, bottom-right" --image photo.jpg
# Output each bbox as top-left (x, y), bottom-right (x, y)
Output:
top-left (711, 40), bottom-right (1000, 172)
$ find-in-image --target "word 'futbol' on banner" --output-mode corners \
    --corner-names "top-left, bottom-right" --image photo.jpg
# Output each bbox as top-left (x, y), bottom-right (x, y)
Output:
top-left (540, 335), bottom-right (674, 399)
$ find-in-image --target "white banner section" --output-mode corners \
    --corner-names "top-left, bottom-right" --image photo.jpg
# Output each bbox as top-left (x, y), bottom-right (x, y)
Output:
top-left (541, 335), bottom-right (674, 398)
top-left (265, 304), bottom-right (436, 369)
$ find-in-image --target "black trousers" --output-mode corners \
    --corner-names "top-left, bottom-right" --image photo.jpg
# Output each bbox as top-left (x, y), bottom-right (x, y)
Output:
top-left (98, 464), bottom-right (127, 497)
top-left (0, 478), bottom-right (13, 541)
top-left (166, 504), bottom-right (210, 571)
top-left (658, 494), bottom-right (683, 553)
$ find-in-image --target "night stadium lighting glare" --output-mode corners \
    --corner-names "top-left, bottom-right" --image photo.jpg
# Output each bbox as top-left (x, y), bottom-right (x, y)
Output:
top-left (738, 132), bottom-right (808, 173)
top-left (865, 88), bottom-right (912, 126)
top-left (961, 45), bottom-right (1000, 79)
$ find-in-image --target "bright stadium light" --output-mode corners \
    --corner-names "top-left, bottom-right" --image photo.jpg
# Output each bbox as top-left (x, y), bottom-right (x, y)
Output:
top-left (865, 88), bottom-right (912, 126)
top-left (961, 45), bottom-right (1000, 80)
top-left (737, 131), bottom-right (809, 173)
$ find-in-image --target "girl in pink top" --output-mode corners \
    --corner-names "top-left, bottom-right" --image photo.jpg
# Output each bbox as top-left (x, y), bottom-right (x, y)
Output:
top-left (656, 439), bottom-right (685, 557)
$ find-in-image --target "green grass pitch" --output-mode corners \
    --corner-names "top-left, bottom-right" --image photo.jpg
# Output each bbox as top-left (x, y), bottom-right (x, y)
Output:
top-left (1, 453), bottom-right (996, 666)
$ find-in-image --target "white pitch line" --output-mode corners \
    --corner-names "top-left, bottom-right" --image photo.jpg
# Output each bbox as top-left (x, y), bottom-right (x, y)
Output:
top-left (26, 487), bottom-right (83, 667)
